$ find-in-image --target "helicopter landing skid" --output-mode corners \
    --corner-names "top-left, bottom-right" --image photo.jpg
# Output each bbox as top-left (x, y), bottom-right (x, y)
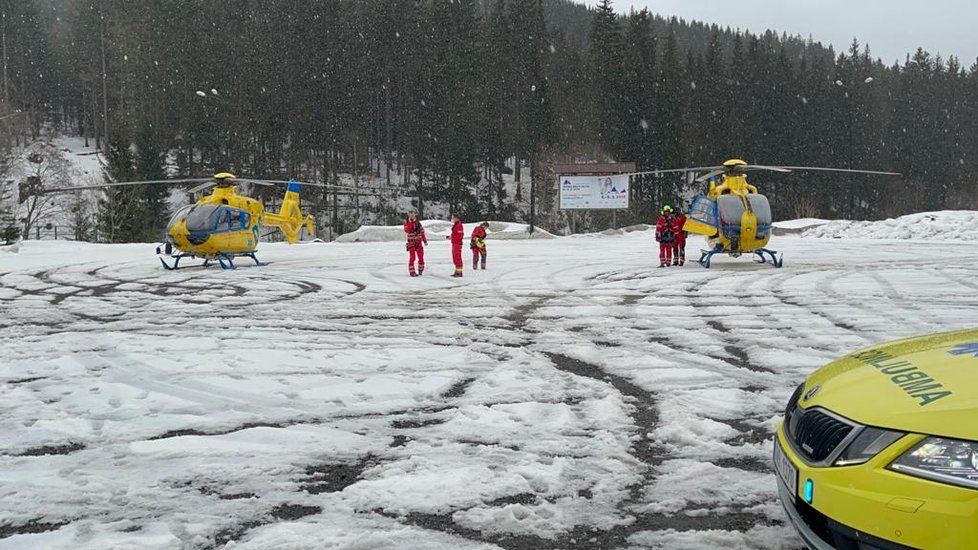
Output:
top-left (216, 252), bottom-right (266, 270)
top-left (158, 252), bottom-right (266, 270)
top-left (697, 245), bottom-right (783, 268)
top-left (159, 253), bottom-right (209, 271)
top-left (753, 248), bottom-right (784, 268)
top-left (697, 245), bottom-right (725, 268)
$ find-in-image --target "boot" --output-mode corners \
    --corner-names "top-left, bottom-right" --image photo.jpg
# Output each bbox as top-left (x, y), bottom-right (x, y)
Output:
top-left (418, 266), bottom-right (424, 275)
top-left (481, 263), bottom-right (486, 270)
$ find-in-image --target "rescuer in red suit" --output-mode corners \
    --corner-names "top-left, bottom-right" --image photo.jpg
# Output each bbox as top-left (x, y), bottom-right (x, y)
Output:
top-left (403, 208), bottom-right (427, 276)
top-left (672, 210), bottom-right (687, 266)
top-left (470, 221), bottom-right (488, 270)
top-left (446, 213), bottom-right (464, 277)
top-left (655, 205), bottom-right (677, 268)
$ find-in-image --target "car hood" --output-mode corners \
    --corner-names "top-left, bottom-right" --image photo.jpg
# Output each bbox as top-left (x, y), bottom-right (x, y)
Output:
top-left (802, 328), bottom-right (978, 441)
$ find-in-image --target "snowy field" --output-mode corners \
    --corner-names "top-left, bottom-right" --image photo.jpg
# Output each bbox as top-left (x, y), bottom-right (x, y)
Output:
top-left (3, 227), bottom-right (978, 550)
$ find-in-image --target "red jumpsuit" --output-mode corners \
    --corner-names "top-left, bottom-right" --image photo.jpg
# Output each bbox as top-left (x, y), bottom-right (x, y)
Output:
top-left (655, 214), bottom-right (677, 267)
top-left (672, 214), bottom-right (687, 266)
top-left (404, 219), bottom-right (427, 276)
top-left (450, 218), bottom-right (464, 276)
top-left (470, 226), bottom-right (487, 269)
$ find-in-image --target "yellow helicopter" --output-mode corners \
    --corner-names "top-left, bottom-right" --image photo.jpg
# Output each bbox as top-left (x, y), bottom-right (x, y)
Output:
top-left (644, 159), bottom-right (900, 268)
top-left (31, 172), bottom-right (321, 269)
top-left (154, 172), bottom-right (314, 269)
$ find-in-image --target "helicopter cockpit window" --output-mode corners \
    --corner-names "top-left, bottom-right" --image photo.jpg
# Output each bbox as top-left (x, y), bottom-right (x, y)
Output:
top-left (229, 208), bottom-right (243, 230)
top-left (167, 205), bottom-right (194, 232)
top-left (747, 194), bottom-right (773, 238)
top-left (184, 205), bottom-right (223, 233)
top-left (717, 195), bottom-right (746, 232)
top-left (747, 194), bottom-right (772, 227)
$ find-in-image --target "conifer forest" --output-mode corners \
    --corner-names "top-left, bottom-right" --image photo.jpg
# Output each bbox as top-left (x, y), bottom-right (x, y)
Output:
top-left (2, 0), bottom-right (977, 240)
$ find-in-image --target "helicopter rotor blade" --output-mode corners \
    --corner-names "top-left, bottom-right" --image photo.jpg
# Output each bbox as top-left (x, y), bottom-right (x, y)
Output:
top-left (235, 179), bottom-right (363, 191)
top-left (618, 166), bottom-right (723, 178)
top-left (695, 169), bottom-right (728, 183)
top-left (744, 165), bottom-right (793, 173)
top-left (230, 178), bottom-right (277, 187)
top-left (187, 181), bottom-right (218, 194)
top-left (771, 166), bottom-right (902, 176)
top-left (37, 178), bottom-right (214, 194)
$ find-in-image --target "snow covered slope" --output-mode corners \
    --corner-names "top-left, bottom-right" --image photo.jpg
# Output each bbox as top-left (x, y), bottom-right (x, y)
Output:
top-left (2, 232), bottom-right (978, 549)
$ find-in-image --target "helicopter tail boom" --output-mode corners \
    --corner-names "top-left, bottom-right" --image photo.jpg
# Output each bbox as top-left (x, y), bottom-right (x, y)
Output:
top-left (264, 180), bottom-right (316, 243)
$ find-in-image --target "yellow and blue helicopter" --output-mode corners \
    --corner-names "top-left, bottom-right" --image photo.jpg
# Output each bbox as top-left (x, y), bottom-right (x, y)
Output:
top-left (641, 159), bottom-right (900, 268)
top-left (31, 172), bottom-right (327, 269)
top-left (155, 172), bottom-right (314, 269)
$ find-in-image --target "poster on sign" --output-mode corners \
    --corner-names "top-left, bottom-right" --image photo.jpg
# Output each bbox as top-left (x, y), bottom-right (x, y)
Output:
top-left (558, 175), bottom-right (629, 209)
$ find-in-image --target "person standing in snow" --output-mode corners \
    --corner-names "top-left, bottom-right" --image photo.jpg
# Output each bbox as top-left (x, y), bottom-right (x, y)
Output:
top-left (671, 208), bottom-right (687, 266)
top-left (445, 213), bottom-right (464, 277)
top-left (403, 208), bottom-right (427, 276)
top-left (655, 205), bottom-right (677, 268)
top-left (470, 221), bottom-right (489, 270)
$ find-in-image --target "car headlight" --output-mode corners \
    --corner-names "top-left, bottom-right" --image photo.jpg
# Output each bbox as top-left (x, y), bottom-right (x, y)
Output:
top-left (889, 436), bottom-right (978, 490)
top-left (834, 427), bottom-right (905, 466)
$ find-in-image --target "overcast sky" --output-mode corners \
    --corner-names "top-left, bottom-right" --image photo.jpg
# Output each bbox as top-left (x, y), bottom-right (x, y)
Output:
top-left (583, 0), bottom-right (978, 66)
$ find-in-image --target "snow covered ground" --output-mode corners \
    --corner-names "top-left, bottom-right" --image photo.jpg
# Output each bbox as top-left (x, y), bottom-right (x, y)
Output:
top-left (3, 226), bottom-right (978, 550)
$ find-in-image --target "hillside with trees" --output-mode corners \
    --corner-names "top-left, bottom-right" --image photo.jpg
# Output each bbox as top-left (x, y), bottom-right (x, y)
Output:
top-left (2, 0), bottom-right (977, 240)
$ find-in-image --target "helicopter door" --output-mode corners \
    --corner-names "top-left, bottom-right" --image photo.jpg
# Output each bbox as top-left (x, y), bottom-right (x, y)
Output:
top-left (685, 194), bottom-right (719, 237)
top-left (215, 207), bottom-right (238, 250)
top-left (747, 194), bottom-right (773, 239)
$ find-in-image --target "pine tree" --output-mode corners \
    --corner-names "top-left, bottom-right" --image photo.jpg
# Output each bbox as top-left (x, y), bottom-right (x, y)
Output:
top-left (135, 123), bottom-right (169, 234)
top-left (97, 133), bottom-right (145, 243)
top-left (588, 0), bottom-right (626, 157)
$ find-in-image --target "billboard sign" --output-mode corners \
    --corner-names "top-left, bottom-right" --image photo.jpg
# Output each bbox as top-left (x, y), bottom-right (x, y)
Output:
top-left (558, 175), bottom-right (629, 210)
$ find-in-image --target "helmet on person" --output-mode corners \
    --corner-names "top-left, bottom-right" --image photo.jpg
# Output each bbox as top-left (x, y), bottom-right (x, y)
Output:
top-left (407, 208), bottom-right (417, 215)
top-left (480, 221), bottom-right (489, 227)
top-left (661, 205), bottom-right (673, 214)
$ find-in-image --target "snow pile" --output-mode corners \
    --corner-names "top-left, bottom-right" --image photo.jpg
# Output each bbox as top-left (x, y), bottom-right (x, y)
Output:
top-left (772, 218), bottom-right (829, 230)
top-left (335, 220), bottom-right (554, 243)
top-left (0, 241), bottom-right (22, 254)
top-left (800, 210), bottom-right (978, 241)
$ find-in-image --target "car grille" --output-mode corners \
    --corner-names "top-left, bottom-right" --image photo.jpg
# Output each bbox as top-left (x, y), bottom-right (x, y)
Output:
top-left (785, 383), bottom-right (804, 418)
top-left (785, 389), bottom-right (854, 463)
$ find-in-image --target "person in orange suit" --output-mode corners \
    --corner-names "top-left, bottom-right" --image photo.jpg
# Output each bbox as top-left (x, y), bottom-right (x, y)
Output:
top-left (655, 205), bottom-right (677, 267)
top-left (403, 208), bottom-right (427, 276)
top-left (672, 209), bottom-right (687, 266)
top-left (446, 213), bottom-right (464, 277)
top-left (470, 221), bottom-right (488, 270)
